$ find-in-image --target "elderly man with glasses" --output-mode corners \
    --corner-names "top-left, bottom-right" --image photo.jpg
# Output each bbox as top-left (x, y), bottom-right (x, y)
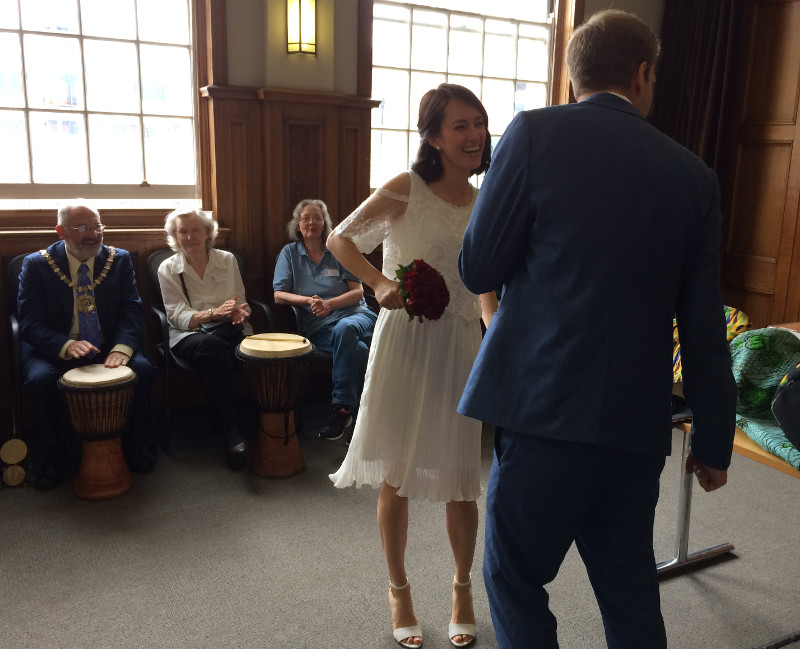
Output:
top-left (16, 202), bottom-right (156, 490)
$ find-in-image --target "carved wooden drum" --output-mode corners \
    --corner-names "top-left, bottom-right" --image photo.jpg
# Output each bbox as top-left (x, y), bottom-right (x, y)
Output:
top-left (57, 364), bottom-right (137, 500)
top-left (236, 333), bottom-right (315, 478)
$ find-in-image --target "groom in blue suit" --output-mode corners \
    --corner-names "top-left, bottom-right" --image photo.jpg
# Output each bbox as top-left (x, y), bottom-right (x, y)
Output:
top-left (17, 203), bottom-right (155, 489)
top-left (459, 10), bottom-right (736, 649)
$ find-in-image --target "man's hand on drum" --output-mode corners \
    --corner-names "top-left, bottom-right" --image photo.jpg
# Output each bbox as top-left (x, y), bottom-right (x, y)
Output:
top-left (374, 277), bottom-right (404, 310)
top-left (309, 295), bottom-right (331, 318)
top-left (66, 340), bottom-right (100, 360)
top-left (104, 351), bottom-right (130, 368)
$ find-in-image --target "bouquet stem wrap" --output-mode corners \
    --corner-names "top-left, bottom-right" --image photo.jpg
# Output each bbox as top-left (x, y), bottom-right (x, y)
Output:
top-left (395, 259), bottom-right (450, 323)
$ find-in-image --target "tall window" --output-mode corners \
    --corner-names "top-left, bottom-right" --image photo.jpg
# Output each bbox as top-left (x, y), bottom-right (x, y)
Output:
top-left (0, 0), bottom-right (196, 207)
top-left (371, 0), bottom-right (553, 187)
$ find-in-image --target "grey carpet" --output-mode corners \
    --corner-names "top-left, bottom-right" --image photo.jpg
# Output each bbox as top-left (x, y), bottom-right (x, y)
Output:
top-left (1, 401), bottom-right (798, 649)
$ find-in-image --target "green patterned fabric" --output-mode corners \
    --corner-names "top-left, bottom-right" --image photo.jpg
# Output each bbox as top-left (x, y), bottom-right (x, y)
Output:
top-left (730, 328), bottom-right (800, 469)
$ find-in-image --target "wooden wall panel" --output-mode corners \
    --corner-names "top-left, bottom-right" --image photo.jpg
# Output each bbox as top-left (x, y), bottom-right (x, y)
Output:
top-left (720, 0), bottom-right (800, 327)
top-left (742, 1), bottom-right (800, 124)
top-left (727, 143), bottom-right (791, 260)
top-left (286, 121), bottom-right (325, 207)
top-left (202, 86), bottom-right (265, 299)
top-left (257, 89), bottom-right (380, 273)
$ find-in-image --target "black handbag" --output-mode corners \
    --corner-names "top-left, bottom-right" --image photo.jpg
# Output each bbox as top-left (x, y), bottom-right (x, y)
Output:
top-left (772, 363), bottom-right (800, 449)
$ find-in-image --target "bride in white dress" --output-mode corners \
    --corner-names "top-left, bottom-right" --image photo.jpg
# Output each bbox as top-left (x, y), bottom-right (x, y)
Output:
top-left (327, 84), bottom-right (497, 649)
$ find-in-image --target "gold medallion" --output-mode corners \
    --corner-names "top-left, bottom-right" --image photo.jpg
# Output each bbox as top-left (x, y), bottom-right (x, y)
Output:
top-left (77, 293), bottom-right (96, 313)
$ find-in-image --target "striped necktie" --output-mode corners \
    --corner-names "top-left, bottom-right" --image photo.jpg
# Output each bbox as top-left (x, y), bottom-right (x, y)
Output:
top-left (77, 263), bottom-right (101, 358)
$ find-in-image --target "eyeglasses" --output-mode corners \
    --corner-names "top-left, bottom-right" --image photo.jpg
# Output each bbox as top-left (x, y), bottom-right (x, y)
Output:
top-left (299, 216), bottom-right (323, 223)
top-left (66, 224), bottom-right (106, 233)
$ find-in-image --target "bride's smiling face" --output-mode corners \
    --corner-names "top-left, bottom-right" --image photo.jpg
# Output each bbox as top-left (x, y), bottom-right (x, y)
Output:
top-left (428, 98), bottom-right (487, 175)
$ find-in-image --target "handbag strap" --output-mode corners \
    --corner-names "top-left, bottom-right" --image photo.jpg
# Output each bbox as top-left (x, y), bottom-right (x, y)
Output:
top-left (178, 272), bottom-right (192, 308)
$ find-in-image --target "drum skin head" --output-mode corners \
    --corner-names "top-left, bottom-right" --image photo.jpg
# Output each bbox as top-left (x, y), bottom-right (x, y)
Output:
top-left (239, 333), bottom-right (312, 358)
top-left (61, 364), bottom-right (135, 387)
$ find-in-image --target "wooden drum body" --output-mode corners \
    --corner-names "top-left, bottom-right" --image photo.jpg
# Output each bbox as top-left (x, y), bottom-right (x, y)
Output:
top-left (236, 334), bottom-right (315, 478)
top-left (57, 365), bottom-right (138, 500)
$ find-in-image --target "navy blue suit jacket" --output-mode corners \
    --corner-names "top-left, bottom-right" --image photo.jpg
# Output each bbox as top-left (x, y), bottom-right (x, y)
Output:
top-left (459, 93), bottom-right (736, 469)
top-left (17, 241), bottom-right (145, 361)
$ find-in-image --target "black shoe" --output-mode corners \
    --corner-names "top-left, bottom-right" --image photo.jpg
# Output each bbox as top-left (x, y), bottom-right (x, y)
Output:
top-left (33, 455), bottom-right (65, 491)
top-left (125, 450), bottom-right (156, 475)
top-left (123, 438), bottom-right (157, 474)
top-left (319, 405), bottom-right (353, 441)
top-left (224, 427), bottom-right (248, 471)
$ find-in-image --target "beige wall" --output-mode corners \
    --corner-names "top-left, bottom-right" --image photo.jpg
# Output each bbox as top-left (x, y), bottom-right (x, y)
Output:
top-left (226, 0), bottom-right (359, 94)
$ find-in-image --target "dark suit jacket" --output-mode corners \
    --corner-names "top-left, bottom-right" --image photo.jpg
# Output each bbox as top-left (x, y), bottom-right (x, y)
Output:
top-left (17, 241), bottom-right (145, 361)
top-left (458, 93), bottom-right (736, 469)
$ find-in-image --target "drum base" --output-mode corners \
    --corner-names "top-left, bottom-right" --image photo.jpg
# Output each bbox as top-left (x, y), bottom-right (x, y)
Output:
top-left (75, 438), bottom-right (132, 500)
top-left (252, 411), bottom-right (305, 478)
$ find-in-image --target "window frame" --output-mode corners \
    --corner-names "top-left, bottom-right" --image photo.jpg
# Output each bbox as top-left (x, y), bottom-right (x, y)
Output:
top-left (0, 0), bottom-right (210, 228)
top-left (369, 0), bottom-right (567, 188)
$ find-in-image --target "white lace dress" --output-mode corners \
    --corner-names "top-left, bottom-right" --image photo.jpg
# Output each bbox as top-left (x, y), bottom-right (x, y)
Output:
top-left (329, 171), bottom-right (484, 502)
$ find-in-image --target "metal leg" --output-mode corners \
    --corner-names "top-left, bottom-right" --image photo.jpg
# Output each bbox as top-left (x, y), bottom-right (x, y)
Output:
top-left (752, 629), bottom-right (800, 649)
top-left (657, 427), bottom-right (735, 576)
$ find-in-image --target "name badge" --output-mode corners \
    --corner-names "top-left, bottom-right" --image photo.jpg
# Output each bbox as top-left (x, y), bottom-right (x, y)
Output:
top-left (324, 269), bottom-right (340, 277)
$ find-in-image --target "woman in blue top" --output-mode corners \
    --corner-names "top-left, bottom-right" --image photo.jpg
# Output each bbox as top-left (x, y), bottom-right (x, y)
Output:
top-left (273, 199), bottom-right (377, 441)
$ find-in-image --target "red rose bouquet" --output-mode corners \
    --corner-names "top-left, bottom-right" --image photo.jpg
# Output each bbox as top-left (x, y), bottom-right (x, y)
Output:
top-left (395, 259), bottom-right (450, 322)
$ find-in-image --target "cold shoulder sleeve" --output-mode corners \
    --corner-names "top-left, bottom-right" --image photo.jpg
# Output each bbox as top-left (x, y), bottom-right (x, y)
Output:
top-left (332, 184), bottom-right (409, 254)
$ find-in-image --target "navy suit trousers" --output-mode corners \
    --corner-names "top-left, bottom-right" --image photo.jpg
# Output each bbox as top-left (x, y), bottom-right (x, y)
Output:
top-left (484, 429), bottom-right (667, 649)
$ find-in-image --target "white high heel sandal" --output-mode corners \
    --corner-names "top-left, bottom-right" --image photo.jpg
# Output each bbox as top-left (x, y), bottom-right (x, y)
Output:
top-left (449, 576), bottom-right (477, 648)
top-left (389, 580), bottom-right (423, 648)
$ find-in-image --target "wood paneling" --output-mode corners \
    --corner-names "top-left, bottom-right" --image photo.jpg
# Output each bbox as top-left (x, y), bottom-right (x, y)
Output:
top-left (201, 86), bottom-right (265, 297)
top-left (721, 0), bottom-right (800, 327)
top-left (258, 88), bottom-right (380, 270)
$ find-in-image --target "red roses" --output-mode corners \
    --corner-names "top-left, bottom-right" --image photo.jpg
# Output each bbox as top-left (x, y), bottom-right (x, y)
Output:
top-left (395, 259), bottom-right (450, 322)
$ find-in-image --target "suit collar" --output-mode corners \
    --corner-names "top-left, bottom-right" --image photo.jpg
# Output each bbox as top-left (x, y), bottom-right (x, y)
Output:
top-left (582, 92), bottom-right (643, 118)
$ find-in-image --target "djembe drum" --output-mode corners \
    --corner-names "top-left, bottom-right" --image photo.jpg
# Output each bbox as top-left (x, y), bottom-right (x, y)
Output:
top-left (57, 365), bottom-right (138, 500)
top-left (235, 333), bottom-right (315, 478)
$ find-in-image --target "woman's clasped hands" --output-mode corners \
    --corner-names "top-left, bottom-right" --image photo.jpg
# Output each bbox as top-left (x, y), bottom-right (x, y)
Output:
top-left (216, 296), bottom-right (249, 325)
top-left (309, 295), bottom-right (331, 317)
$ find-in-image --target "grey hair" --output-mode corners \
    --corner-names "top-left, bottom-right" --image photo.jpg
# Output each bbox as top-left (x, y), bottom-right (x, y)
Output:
top-left (164, 208), bottom-right (218, 252)
top-left (286, 199), bottom-right (333, 243)
top-left (57, 201), bottom-right (100, 225)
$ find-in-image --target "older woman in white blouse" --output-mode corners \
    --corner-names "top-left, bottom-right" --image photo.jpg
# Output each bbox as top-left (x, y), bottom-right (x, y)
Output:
top-left (157, 208), bottom-right (252, 470)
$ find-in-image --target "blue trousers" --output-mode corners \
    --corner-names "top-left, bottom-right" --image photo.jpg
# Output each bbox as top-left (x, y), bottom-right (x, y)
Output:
top-left (309, 310), bottom-right (376, 409)
top-left (484, 429), bottom-right (667, 649)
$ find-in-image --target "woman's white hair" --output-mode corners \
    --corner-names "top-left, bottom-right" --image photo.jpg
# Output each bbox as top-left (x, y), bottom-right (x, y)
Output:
top-left (163, 208), bottom-right (218, 252)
